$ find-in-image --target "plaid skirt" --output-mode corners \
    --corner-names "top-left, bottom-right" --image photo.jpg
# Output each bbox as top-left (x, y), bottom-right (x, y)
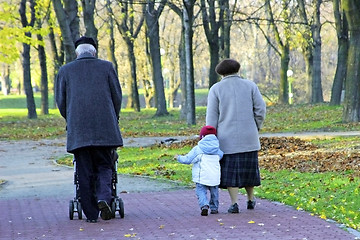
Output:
top-left (219, 151), bottom-right (261, 189)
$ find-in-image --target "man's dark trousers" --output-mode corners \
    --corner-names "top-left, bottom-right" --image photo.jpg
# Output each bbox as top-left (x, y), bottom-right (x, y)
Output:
top-left (74, 147), bottom-right (114, 220)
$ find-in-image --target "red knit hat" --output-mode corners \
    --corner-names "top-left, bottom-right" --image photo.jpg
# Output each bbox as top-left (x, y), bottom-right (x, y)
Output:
top-left (199, 125), bottom-right (217, 139)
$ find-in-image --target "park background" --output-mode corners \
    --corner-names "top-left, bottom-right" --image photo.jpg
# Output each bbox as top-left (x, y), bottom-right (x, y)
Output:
top-left (1, 1), bottom-right (360, 123)
top-left (0, 0), bottom-right (360, 233)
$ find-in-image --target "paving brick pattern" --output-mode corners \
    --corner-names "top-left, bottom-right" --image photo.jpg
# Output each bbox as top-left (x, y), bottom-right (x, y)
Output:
top-left (0, 190), bottom-right (357, 240)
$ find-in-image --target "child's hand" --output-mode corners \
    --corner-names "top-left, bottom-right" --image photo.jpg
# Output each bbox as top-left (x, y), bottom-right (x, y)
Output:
top-left (174, 155), bottom-right (179, 160)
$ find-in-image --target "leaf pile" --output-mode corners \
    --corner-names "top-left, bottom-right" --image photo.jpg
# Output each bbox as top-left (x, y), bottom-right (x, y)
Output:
top-left (152, 165), bottom-right (176, 178)
top-left (161, 136), bottom-right (360, 176)
top-left (260, 151), bottom-right (360, 176)
top-left (154, 138), bottom-right (198, 149)
top-left (259, 137), bottom-right (318, 156)
top-left (158, 136), bottom-right (318, 153)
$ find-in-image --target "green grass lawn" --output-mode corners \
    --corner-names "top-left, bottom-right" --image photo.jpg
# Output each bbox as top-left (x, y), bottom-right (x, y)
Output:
top-left (57, 142), bottom-right (360, 231)
top-left (2, 93), bottom-right (360, 230)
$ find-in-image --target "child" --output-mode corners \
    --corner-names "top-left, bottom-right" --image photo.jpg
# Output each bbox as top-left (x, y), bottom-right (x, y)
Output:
top-left (175, 126), bottom-right (223, 216)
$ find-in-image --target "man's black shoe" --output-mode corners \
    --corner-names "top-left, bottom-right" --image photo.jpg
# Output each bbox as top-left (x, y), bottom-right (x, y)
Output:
top-left (98, 200), bottom-right (112, 220)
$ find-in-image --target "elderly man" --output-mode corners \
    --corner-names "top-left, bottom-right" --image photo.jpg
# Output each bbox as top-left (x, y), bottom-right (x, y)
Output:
top-left (55, 36), bottom-right (123, 222)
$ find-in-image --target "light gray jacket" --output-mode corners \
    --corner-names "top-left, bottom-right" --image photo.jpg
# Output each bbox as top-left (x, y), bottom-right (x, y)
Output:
top-left (206, 75), bottom-right (266, 154)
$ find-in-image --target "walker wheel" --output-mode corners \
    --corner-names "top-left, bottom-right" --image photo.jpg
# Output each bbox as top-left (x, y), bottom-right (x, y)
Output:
top-left (119, 198), bottom-right (124, 218)
top-left (111, 200), bottom-right (116, 218)
top-left (77, 201), bottom-right (83, 219)
top-left (69, 200), bottom-right (74, 220)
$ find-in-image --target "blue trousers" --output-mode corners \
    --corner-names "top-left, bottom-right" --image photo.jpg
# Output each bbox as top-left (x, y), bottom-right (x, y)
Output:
top-left (74, 147), bottom-right (114, 220)
top-left (195, 183), bottom-right (219, 210)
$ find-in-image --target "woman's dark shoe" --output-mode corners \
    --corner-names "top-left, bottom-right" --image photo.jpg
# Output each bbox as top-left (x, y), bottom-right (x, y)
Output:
top-left (86, 219), bottom-right (97, 223)
top-left (227, 203), bottom-right (239, 213)
top-left (210, 209), bottom-right (218, 214)
top-left (201, 205), bottom-right (209, 216)
top-left (247, 199), bottom-right (256, 209)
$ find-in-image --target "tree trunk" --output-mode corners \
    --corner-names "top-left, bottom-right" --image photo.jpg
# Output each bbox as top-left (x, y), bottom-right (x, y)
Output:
top-left (201, 0), bottom-right (224, 88)
top-left (331, 37), bottom-right (348, 105)
top-left (330, 0), bottom-right (348, 105)
top-left (37, 33), bottom-right (49, 115)
top-left (264, 0), bottom-right (290, 104)
top-left (311, 0), bottom-right (323, 103)
top-left (82, 0), bottom-right (98, 41)
top-left (183, 0), bottom-right (196, 125)
top-left (219, 0), bottom-right (232, 59)
top-left (279, 44), bottom-right (290, 104)
top-left (48, 25), bottom-right (64, 108)
top-left (342, 0), bottom-right (360, 122)
top-left (64, 0), bottom-right (80, 41)
top-left (143, 34), bottom-right (155, 108)
top-left (167, 1), bottom-right (187, 119)
top-left (126, 42), bottom-right (140, 112)
top-left (22, 42), bottom-right (37, 119)
top-left (105, 0), bottom-right (118, 74)
top-left (52, 0), bottom-right (78, 63)
top-left (113, 0), bottom-right (144, 112)
top-left (19, 0), bottom-right (37, 119)
top-left (179, 29), bottom-right (187, 119)
top-left (303, 47), bottom-right (313, 102)
top-left (1, 64), bottom-right (10, 95)
top-left (208, 43), bottom-right (220, 88)
top-left (145, 0), bottom-right (168, 116)
top-left (296, 0), bottom-right (323, 103)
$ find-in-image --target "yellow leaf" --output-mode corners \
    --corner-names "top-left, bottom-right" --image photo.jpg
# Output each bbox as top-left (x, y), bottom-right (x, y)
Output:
top-left (248, 220), bottom-right (255, 224)
top-left (124, 234), bottom-right (132, 237)
top-left (159, 225), bottom-right (165, 229)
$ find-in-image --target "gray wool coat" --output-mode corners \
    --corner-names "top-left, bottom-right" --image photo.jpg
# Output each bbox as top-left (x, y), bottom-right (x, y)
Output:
top-left (206, 74), bottom-right (266, 154)
top-left (55, 53), bottom-right (123, 153)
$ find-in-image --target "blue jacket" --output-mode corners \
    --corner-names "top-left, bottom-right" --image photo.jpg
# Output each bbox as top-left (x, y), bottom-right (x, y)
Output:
top-left (177, 135), bottom-right (223, 186)
top-left (55, 53), bottom-right (123, 152)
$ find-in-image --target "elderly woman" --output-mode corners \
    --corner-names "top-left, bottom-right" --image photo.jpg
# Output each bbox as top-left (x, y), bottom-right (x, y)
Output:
top-left (206, 59), bottom-right (266, 213)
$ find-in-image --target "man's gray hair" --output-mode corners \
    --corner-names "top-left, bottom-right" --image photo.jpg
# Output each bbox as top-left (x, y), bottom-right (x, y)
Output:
top-left (75, 44), bottom-right (96, 56)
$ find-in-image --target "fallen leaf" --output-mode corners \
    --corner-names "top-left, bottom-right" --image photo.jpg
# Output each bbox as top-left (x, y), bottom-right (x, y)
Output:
top-left (248, 220), bottom-right (255, 224)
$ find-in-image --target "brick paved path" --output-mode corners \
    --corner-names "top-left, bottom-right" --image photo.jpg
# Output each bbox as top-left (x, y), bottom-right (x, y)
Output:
top-left (0, 189), bottom-right (358, 240)
top-left (1, 137), bottom-right (360, 240)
